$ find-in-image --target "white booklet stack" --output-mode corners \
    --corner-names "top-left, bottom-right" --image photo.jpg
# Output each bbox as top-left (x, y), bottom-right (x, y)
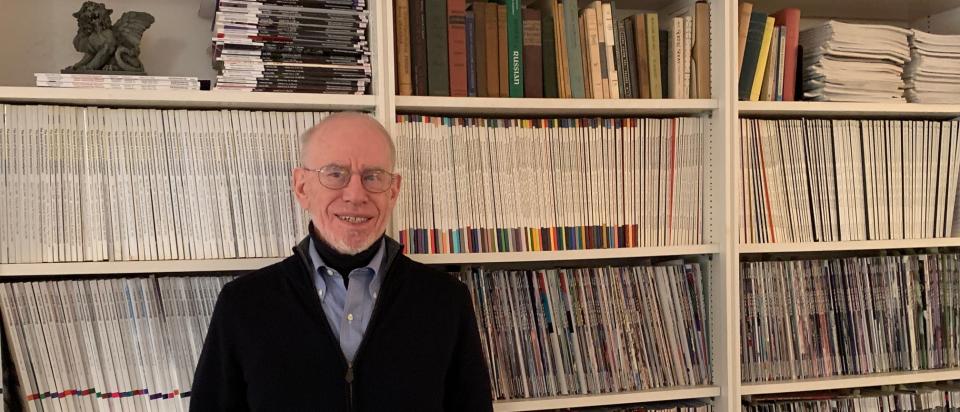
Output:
top-left (905, 30), bottom-right (960, 103)
top-left (799, 20), bottom-right (911, 102)
top-left (35, 74), bottom-right (201, 90)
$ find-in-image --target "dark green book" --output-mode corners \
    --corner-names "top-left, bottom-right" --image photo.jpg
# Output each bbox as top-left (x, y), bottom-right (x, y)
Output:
top-left (538, 0), bottom-right (558, 98)
top-left (739, 11), bottom-right (768, 100)
top-left (505, 0), bottom-right (523, 97)
top-left (425, 0), bottom-right (450, 96)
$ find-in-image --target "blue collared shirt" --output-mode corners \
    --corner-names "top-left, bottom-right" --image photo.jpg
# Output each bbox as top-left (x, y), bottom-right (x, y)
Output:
top-left (307, 238), bottom-right (385, 362)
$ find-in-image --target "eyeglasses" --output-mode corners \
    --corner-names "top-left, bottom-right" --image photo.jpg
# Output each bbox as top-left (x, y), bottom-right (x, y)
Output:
top-left (301, 165), bottom-right (396, 193)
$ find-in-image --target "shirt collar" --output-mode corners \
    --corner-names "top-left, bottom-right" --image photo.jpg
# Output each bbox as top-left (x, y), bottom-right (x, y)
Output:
top-left (308, 237), bottom-right (386, 299)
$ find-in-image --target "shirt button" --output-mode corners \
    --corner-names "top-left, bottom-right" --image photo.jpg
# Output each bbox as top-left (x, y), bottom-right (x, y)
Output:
top-left (318, 289), bottom-right (324, 296)
top-left (347, 313), bottom-right (354, 322)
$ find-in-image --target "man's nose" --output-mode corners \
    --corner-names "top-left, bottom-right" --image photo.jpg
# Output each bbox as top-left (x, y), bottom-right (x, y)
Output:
top-left (341, 174), bottom-right (368, 202)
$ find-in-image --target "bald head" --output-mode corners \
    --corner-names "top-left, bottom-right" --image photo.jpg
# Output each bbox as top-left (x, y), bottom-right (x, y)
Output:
top-left (300, 112), bottom-right (396, 170)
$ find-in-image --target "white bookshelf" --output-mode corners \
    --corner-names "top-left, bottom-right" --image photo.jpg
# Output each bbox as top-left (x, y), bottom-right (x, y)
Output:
top-left (0, 245), bottom-right (720, 276)
top-left (0, 86), bottom-right (377, 111)
top-left (739, 101), bottom-right (960, 118)
top-left (396, 96), bottom-right (718, 116)
top-left (409, 245), bottom-right (721, 265)
top-left (739, 237), bottom-right (960, 254)
top-left (3, 0), bottom-right (960, 410)
top-left (742, 369), bottom-right (960, 396)
top-left (0, 258), bottom-right (284, 277)
top-left (494, 386), bottom-right (721, 412)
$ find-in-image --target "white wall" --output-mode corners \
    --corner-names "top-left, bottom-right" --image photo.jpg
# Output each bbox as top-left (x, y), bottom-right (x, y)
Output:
top-left (0, 0), bottom-right (218, 86)
top-left (916, 6), bottom-right (960, 34)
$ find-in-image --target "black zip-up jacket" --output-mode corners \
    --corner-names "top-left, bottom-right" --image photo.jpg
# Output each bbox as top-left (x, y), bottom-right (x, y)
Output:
top-left (189, 236), bottom-right (493, 411)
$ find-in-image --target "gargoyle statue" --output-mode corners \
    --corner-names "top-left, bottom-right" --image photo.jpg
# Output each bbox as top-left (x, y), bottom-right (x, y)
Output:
top-left (63, 1), bottom-right (155, 74)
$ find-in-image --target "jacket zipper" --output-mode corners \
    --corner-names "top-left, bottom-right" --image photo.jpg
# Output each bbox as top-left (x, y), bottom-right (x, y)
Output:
top-left (293, 245), bottom-right (399, 411)
top-left (346, 362), bottom-right (354, 411)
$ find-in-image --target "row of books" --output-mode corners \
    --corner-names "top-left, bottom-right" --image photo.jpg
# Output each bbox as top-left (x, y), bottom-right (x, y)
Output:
top-left (212, 0), bottom-right (371, 93)
top-left (0, 276), bottom-right (234, 412)
top-left (394, 115), bottom-right (705, 254)
top-left (740, 119), bottom-right (960, 244)
top-left (575, 400), bottom-right (712, 412)
top-left (741, 253), bottom-right (960, 383)
top-left (394, 0), bottom-right (710, 99)
top-left (33, 74), bottom-right (203, 91)
top-left (0, 104), bottom-right (319, 264)
top-left (456, 262), bottom-right (710, 400)
top-left (737, 5), bottom-right (800, 101)
top-left (737, 3), bottom-right (960, 104)
top-left (743, 384), bottom-right (960, 412)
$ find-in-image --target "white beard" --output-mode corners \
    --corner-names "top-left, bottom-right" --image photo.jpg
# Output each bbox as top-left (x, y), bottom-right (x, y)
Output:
top-left (326, 234), bottom-right (378, 255)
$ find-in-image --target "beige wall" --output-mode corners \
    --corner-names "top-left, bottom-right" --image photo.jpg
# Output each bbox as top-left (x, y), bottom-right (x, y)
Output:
top-left (0, 0), bottom-right (218, 86)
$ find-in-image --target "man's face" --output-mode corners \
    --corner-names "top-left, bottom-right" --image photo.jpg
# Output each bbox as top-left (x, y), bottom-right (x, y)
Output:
top-left (293, 116), bottom-right (401, 254)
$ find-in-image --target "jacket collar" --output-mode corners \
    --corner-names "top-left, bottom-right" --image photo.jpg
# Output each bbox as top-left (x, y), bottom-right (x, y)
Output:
top-left (293, 233), bottom-right (404, 283)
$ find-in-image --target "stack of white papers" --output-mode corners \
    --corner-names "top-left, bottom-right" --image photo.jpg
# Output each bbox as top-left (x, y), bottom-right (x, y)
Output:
top-left (799, 21), bottom-right (911, 102)
top-left (905, 30), bottom-right (960, 103)
top-left (35, 73), bottom-right (201, 90)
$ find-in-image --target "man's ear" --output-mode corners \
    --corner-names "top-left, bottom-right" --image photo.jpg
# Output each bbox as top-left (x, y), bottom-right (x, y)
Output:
top-left (292, 167), bottom-right (310, 208)
top-left (389, 174), bottom-right (402, 201)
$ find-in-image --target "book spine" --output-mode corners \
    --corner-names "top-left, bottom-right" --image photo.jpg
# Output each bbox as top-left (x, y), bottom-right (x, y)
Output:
top-left (394, 0), bottom-right (413, 95)
top-left (602, 2), bottom-right (619, 98)
top-left (617, 18), bottom-right (635, 98)
top-left (425, 0), bottom-right (450, 96)
top-left (447, 0), bottom-right (468, 96)
top-left (669, 16), bottom-right (682, 98)
top-left (507, 0), bottom-right (524, 97)
top-left (633, 15), bottom-right (650, 98)
top-left (562, 0), bottom-right (586, 98)
top-left (484, 3), bottom-right (500, 97)
top-left (771, 7), bottom-right (800, 101)
top-left (473, 3), bottom-right (489, 97)
top-left (738, 11), bottom-right (767, 100)
top-left (539, 1), bottom-right (559, 98)
top-left (645, 14), bottom-right (662, 98)
top-left (749, 16), bottom-right (775, 101)
top-left (694, 0), bottom-right (710, 98)
top-left (466, 10), bottom-right (477, 97)
top-left (522, 8), bottom-right (543, 98)
top-left (498, 4), bottom-right (509, 97)
top-left (410, 0), bottom-right (429, 95)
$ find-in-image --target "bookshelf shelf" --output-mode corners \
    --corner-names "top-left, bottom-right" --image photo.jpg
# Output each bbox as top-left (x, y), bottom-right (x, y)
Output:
top-left (0, 258), bottom-right (285, 277)
top-left (741, 369), bottom-right (960, 396)
top-left (0, 86), bottom-right (378, 111)
top-left (409, 244), bottom-right (721, 265)
top-left (0, 245), bottom-right (722, 276)
top-left (395, 96), bottom-right (718, 116)
top-left (738, 101), bottom-right (960, 118)
top-left (493, 386), bottom-right (721, 412)
top-left (739, 237), bottom-right (960, 254)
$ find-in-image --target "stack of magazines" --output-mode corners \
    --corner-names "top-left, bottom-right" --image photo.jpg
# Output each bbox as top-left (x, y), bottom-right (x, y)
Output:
top-left (904, 30), bottom-right (960, 103)
top-left (35, 73), bottom-right (201, 90)
top-left (212, 0), bottom-right (371, 94)
top-left (799, 20), bottom-right (910, 102)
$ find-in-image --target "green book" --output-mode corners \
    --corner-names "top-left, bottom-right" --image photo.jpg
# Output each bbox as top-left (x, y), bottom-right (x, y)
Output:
top-left (562, 0), bottom-right (585, 98)
top-left (425, 0), bottom-right (450, 96)
top-left (505, 0), bottom-right (524, 97)
top-left (539, 2), bottom-right (558, 98)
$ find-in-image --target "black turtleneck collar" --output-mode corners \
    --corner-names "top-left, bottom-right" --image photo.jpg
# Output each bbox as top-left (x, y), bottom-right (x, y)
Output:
top-left (309, 224), bottom-right (382, 288)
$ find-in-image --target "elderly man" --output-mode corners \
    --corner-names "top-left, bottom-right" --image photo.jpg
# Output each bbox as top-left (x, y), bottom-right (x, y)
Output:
top-left (190, 112), bottom-right (493, 411)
